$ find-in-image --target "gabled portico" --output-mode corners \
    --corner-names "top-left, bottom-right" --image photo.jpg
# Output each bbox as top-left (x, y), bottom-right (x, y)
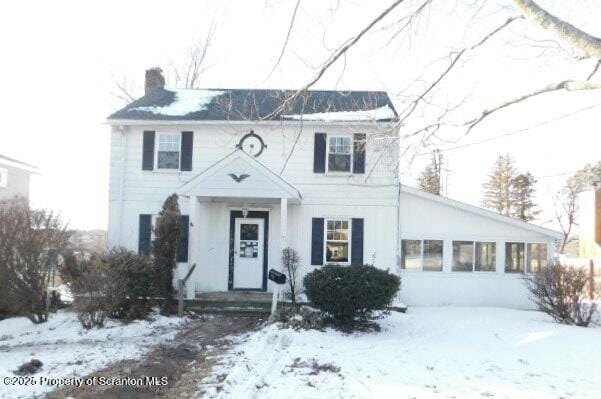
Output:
top-left (178, 149), bottom-right (302, 298)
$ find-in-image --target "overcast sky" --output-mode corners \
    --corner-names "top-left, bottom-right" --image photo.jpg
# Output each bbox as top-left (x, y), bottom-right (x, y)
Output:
top-left (1, 0), bottom-right (599, 231)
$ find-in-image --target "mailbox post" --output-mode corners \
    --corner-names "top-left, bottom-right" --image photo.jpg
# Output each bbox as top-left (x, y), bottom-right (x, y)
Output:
top-left (268, 269), bottom-right (287, 316)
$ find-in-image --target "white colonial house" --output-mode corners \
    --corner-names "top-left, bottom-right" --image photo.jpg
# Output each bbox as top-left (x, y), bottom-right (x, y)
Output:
top-left (106, 68), bottom-right (561, 309)
top-left (0, 154), bottom-right (39, 201)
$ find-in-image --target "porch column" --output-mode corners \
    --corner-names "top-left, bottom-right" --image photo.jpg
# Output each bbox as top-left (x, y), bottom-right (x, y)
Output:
top-left (280, 197), bottom-right (288, 254)
top-left (186, 196), bottom-right (200, 299)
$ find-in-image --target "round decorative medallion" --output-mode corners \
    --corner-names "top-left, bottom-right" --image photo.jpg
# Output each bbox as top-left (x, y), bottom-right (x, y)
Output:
top-left (237, 130), bottom-right (266, 157)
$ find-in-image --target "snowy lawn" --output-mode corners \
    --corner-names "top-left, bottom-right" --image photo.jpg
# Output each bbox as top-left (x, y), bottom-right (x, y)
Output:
top-left (0, 310), bottom-right (187, 399)
top-left (201, 307), bottom-right (601, 399)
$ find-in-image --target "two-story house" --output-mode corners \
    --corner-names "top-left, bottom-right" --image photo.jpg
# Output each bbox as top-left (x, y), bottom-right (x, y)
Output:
top-left (0, 154), bottom-right (39, 201)
top-left (107, 68), bottom-right (561, 308)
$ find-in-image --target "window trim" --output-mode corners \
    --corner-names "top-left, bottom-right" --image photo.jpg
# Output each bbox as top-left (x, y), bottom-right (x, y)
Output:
top-left (401, 238), bottom-right (443, 272)
top-left (323, 218), bottom-right (352, 265)
top-left (155, 132), bottom-right (182, 171)
top-left (325, 135), bottom-right (354, 174)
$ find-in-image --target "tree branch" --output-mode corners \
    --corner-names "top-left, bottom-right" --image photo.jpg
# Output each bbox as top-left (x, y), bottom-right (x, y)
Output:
top-left (465, 79), bottom-right (601, 133)
top-left (511, 0), bottom-right (601, 59)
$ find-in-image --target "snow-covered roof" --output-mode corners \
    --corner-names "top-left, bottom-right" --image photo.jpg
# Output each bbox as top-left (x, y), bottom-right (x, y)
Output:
top-left (401, 185), bottom-right (563, 240)
top-left (108, 88), bottom-right (398, 122)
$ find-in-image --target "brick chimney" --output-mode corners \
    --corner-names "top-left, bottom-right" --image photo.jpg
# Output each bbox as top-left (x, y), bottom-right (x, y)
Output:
top-left (145, 67), bottom-right (165, 95)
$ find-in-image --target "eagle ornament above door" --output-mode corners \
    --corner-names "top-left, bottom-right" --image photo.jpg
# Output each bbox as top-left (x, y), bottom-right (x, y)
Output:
top-left (237, 130), bottom-right (266, 157)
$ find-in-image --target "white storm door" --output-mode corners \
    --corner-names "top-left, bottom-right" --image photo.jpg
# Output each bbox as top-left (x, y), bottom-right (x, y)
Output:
top-left (233, 218), bottom-right (264, 289)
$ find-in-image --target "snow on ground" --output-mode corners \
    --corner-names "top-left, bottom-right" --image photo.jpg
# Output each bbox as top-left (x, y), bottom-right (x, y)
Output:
top-left (132, 88), bottom-right (225, 116)
top-left (0, 310), bottom-right (186, 399)
top-left (201, 307), bottom-right (601, 399)
top-left (281, 105), bottom-right (397, 121)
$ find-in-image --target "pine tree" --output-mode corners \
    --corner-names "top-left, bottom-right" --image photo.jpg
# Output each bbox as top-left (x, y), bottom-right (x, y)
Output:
top-left (482, 154), bottom-right (516, 216)
top-left (153, 193), bottom-right (181, 314)
top-left (417, 154), bottom-right (441, 195)
top-left (510, 172), bottom-right (540, 222)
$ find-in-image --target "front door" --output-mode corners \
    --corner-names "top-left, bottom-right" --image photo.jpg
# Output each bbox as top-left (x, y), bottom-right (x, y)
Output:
top-left (233, 218), bottom-right (264, 290)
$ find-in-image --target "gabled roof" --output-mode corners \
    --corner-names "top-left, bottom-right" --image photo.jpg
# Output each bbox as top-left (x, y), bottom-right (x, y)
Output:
top-left (178, 149), bottom-right (302, 203)
top-left (108, 88), bottom-right (398, 122)
top-left (401, 185), bottom-right (563, 239)
top-left (0, 154), bottom-right (39, 174)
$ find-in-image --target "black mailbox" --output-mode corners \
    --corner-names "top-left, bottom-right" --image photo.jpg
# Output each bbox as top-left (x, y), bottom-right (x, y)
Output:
top-left (268, 269), bottom-right (286, 284)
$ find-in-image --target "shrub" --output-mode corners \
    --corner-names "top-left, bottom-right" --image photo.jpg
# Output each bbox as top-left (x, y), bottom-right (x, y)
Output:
top-left (71, 256), bottom-right (110, 329)
top-left (69, 249), bottom-right (156, 328)
top-left (281, 247), bottom-right (301, 305)
top-left (523, 264), bottom-right (597, 327)
top-left (303, 264), bottom-right (400, 322)
top-left (153, 194), bottom-right (181, 314)
top-left (105, 248), bottom-right (156, 320)
top-left (276, 306), bottom-right (324, 330)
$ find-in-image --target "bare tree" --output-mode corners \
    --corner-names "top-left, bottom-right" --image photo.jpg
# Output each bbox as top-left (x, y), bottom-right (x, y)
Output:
top-left (111, 26), bottom-right (215, 105)
top-left (0, 197), bottom-right (70, 323)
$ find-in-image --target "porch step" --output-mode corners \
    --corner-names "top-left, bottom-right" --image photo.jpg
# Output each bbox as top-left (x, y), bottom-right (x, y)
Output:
top-left (185, 292), bottom-right (274, 315)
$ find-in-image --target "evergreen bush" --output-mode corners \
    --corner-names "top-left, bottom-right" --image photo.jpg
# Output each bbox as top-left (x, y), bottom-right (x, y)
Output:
top-left (303, 264), bottom-right (400, 322)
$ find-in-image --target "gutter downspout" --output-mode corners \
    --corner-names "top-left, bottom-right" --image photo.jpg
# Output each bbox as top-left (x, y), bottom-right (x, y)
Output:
top-left (117, 126), bottom-right (128, 245)
top-left (396, 180), bottom-right (402, 273)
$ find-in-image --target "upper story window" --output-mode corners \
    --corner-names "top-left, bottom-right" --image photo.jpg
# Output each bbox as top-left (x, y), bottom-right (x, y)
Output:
top-left (325, 219), bottom-right (349, 264)
top-left (327, 136), bottom-right (352, 172)
top-left (157, 133), bottom-right (181, 170)
top-left (0, 168), bottom-right (7, 188)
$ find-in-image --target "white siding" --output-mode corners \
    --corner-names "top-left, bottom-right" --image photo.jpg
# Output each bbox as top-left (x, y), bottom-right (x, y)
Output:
top-left (107, 122), bottom-right (400, 293)
top-left (398, 190), bottom-right (557, 309)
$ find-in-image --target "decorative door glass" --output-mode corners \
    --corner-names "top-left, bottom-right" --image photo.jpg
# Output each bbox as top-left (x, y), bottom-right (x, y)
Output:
top-left (239, 223), bottom-right (259, 258)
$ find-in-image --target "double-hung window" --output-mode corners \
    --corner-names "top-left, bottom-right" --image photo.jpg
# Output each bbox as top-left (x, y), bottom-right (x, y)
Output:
top-left (527, 243), bottom-right (548, 272)
top-left (327, 136), bottom-right (352, 172)
top-left (326, 219), bottom-right (350, 263)
top-left (157, 133), bottom-right (181, 170)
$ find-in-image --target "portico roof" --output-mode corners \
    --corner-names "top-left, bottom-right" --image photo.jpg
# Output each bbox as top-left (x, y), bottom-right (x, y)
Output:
top-left (178, 149), bottom-right (302, 203)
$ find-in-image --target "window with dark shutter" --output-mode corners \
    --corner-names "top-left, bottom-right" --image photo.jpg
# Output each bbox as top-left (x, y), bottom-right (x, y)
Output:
top-left (311, 218), bottom-right (324, 265)
top-left (138, 214), bottom-right (152, 255)
top-left (180, 132), bottom-right (193, 171)
top-left (177, 215), bottom-right (189, 262)
top-left (142, 131), bottom-right (155, 171)
top-left (353, 133), bottom-right (366, 174)
top-left (351, 218), bottom-right (364, 264)
top-left (313, 133), bottom-right (326, 173)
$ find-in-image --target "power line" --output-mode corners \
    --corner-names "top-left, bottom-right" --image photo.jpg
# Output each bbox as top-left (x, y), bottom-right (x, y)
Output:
top-left (414, 101), bottom-right (601, 156)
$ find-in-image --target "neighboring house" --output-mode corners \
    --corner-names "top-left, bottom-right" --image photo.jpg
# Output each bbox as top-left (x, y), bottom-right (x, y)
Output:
top-left (106, 68), bottom-right (561, 308)
top-left (0, 154), bottom-right (39, 201)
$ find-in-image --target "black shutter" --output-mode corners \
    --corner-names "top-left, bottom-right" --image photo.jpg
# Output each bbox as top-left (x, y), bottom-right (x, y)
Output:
top-left (351, 218), bottom-right (364, 265)
top-left (311, 218), bottom-right (324, 265)
top-left (353, 133), bottom-right (366, 174)
top-left (180, 131), bottom-right (193, 171)
top-left (142, 131), bottom-right (155, 171)
top-left (177, 215), bottom-right (189, 262)
top-left (313, 133), bottom-right (327, 173)
top-left (138, 214), bottom-right (152, 255)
